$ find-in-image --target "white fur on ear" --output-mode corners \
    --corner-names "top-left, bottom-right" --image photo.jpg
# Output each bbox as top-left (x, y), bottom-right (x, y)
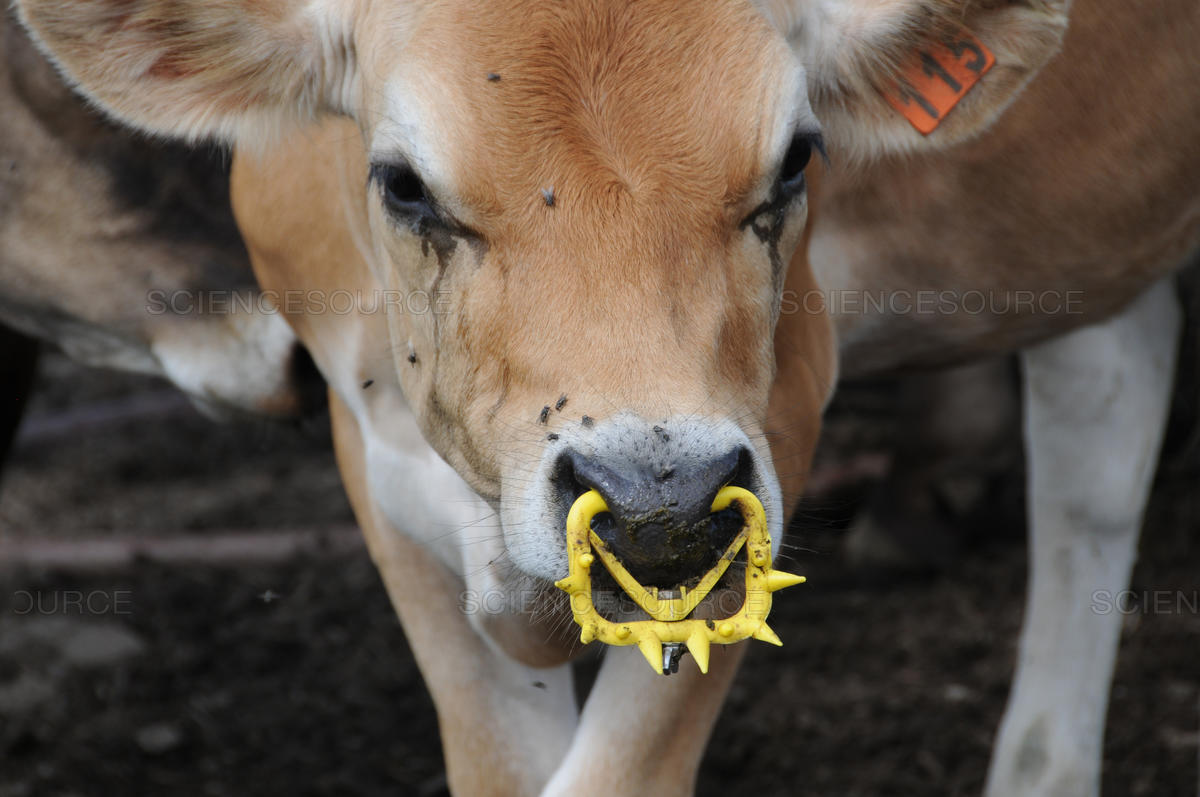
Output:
top-left (756, 0), bottom-right (1070, 162)
top-left (14, 0), bottom-right (359, 147)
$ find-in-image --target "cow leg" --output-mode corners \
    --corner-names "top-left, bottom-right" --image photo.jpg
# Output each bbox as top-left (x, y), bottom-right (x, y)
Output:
top-left (985, 278), bottom-right (1180, 797)
top-left (541, 643), bottom-right (745, 797)
top-left (329, 391), bottom-right (578, 797)
top-left (844, 357), bottom-right (1018, 572)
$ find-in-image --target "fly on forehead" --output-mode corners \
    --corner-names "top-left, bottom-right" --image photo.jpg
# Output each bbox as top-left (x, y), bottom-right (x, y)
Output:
top-left (356, 0), bottom-right (814, 233)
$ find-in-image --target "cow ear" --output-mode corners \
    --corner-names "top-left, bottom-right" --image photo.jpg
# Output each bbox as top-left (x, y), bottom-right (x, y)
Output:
top-left (14, 0), bottom-right (357, 145)
top-left (759, 0), bottom-right (1069, 161)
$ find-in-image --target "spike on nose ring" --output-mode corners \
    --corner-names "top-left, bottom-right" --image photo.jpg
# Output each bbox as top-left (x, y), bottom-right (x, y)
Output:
top-left (554, 485), bottom-right (806, 675)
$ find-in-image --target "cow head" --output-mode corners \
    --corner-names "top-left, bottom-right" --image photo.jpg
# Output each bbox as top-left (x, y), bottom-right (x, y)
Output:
top-left (17, 0), bottom-right (1066, 612)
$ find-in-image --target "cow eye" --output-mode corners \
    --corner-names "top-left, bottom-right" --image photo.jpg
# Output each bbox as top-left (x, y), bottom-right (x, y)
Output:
top-left (779, 133), bottom-right (816, 194)
top-left (371, 162), bottom-right (435, 221)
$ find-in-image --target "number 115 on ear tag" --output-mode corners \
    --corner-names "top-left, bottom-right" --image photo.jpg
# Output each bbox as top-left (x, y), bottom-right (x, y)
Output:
top-left (884, 30), bottom-right (996, 135)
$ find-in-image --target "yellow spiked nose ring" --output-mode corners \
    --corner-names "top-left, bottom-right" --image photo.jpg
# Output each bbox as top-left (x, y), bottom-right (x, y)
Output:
top-left (554, 485), bottom-right (805, 675)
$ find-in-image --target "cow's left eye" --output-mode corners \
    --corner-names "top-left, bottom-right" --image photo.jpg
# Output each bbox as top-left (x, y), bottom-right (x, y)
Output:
top-left (371, 162), bottom-right (437, 222)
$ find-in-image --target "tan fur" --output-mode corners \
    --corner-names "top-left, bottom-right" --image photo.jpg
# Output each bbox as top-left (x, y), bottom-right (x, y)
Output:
top-left (360, 0), bottom-right (800, 498)
top-left (812, 0), bottom-right (1200, 376)
top-left (15, 0), bottom-right (358, 143)
top-left (760, 0), bottom-right (1070, 160)
top-left (220, 4), bottom-right (828, 786)
top-left (0, 9), bottom-right (307, 416)
top-left (15, 0), bottom-right (1200, 791)
top-left (767, 164), bottom-right (838, 513)
top-left (332, 388), bottom-right (746, 796)
top-left (330, 390), bottom-right (576, 795)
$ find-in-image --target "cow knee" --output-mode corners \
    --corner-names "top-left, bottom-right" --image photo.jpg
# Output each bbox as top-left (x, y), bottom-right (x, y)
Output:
top-left (989, 713), bottom-right (1098, 797)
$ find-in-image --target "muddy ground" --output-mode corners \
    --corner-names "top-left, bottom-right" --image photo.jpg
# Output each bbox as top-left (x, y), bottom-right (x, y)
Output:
top-left (0, 351), bottom-right (1197, 797)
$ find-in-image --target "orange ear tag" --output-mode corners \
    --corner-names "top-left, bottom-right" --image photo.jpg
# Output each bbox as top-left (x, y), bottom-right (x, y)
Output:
top-left (883, 30), bottom-right (996, 134)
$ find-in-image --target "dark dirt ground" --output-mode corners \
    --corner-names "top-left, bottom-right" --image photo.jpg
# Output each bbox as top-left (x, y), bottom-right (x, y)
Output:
top-left (0, 349), bottom-right (1197, 797)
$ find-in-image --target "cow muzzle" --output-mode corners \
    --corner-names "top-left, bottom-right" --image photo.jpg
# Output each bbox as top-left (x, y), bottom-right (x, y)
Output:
top-left (557, 445), bottom-right (750, 588)
top-left (555, 486), bottom-right (804, 675)
top-left (551, 443), bottom-right (804, 675)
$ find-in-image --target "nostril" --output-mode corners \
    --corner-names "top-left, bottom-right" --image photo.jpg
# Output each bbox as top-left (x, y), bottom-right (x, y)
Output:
top-left (708, 506), bottom-right (745, 551)
top-left (588, 511), bottom-right (619, 546)
top-left (550, 449), bottom-right (618, 520)
top-left (710, 449), bottom-right (740, 490)
top-left (551, 451), bottom-right (588, 504)
top-left (724, 446), bottom-right (757, 493)
top-left (549, 440), bottom-right (762, 588)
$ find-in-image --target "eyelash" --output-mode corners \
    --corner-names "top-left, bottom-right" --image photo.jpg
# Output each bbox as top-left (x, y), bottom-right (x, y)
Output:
top-left (369, 132), bottom-right (825, 235)
top-left (779, 132), bottom-right (824, 195)
top-left (370, 162), bottom-right (440, 226)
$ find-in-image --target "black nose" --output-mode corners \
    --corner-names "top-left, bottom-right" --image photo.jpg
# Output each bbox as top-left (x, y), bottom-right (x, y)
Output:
top-left (555, 446), bottom-right (753, 588)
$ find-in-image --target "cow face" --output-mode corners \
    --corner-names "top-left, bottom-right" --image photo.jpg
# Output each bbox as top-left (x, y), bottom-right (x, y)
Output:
top-left (17, 0), bottom-right (1068, 593)
top-left (353, 0), bottom-right (810, 583)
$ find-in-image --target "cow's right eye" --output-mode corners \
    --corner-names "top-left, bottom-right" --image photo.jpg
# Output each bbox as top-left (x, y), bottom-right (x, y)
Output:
top-left (370, 163), bottom-right (436, 222)
top-left (779, 132), bottom-right (823, 196)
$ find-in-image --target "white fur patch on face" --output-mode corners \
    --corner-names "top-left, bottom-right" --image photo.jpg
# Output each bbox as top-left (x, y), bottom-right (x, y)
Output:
top-left (767, 0), bottom-right (916, 85)
top-left (501, 413), bottom-right (784, 582)
top-left (149, 305), bottom-right (299, 416)
top-left (767, 58), bottom-right (821, 164)
top-left (364, 424), bottom-right (493, 574)
top-left (368, 69), bottom-right (466, 216)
